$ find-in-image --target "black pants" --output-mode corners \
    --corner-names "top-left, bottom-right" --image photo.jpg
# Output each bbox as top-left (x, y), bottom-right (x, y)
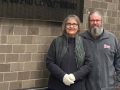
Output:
top-left (48, 88), bottom-right (55, 90)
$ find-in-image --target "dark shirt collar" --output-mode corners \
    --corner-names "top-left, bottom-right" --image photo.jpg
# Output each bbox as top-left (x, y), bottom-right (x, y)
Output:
top-left (68, 37), bottom-right (75, 43)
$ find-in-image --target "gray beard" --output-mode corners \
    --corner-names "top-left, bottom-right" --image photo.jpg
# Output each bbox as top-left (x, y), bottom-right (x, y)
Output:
top-left (88, 26), bottom-right (103, 37)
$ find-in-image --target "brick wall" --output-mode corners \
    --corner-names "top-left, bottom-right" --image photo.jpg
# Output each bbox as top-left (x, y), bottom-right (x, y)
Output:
top-left (0, 0), bottom-right (120, 90)
top-left (0, 18), bottom-right (62, 90)
top-left (83, 0), bottom-right (120, 42)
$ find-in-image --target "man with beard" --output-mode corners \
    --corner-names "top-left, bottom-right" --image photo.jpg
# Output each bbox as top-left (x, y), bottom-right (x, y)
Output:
top-left (80, 11), bottom-right (120, 90)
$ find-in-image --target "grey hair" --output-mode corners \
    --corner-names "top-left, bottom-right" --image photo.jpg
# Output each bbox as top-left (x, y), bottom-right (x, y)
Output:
top-left (62, 14), bottom-right (81, 34)
top-left (88, 11), bottom-right (103, 27)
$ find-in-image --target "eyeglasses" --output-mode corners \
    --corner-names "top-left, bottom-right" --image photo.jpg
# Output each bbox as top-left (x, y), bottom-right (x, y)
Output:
top-left (66, 23), bottom-right (78, 27)
top-left (90, 20), bottom-right (101, 22)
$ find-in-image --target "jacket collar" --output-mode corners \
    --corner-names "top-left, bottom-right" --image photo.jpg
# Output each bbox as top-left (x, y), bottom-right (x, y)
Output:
top-left (83, 29), bottom-right (109, 40)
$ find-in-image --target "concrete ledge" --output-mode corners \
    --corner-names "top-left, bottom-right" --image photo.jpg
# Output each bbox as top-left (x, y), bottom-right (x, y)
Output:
top-left (14, 87), bottom-right (48, 90)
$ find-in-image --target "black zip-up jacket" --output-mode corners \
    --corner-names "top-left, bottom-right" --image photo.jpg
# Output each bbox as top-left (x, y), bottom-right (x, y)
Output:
top-left (46, 36), bottom-right (92, 90)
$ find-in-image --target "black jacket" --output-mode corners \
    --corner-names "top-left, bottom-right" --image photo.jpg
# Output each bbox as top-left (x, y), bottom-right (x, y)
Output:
top-left (46, 36), bottom-right (92, 90)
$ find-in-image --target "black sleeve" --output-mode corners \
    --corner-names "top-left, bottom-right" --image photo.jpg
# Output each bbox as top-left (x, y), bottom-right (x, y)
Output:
top-left (46, 39), bottom-right (66, 81)
top-left (73, 39), bottom-right (92, 81)
top-left (114, 41), bottom-right (120, 86)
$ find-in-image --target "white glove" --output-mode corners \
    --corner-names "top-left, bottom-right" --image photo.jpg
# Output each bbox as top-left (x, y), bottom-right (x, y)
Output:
top-left (63, 74), bottom-right (74, 86)
top-left (68, 74), bottom-right (76, 82)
